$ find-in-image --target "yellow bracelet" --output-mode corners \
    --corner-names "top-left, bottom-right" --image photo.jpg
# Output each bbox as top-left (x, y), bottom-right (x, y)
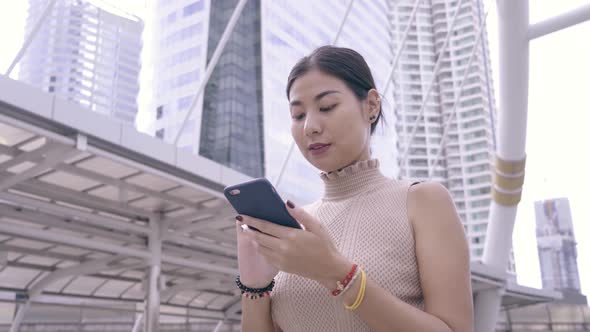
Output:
top-left (345, 269), bottom-right (367, 310)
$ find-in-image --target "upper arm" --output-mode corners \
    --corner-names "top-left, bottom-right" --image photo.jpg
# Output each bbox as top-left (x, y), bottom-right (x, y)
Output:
top-left (408, 182), bottom-right (474, 332)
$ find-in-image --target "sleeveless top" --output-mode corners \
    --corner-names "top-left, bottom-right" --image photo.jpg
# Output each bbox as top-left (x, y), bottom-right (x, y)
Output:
top-left (271, 159), bottom-right (424, 331)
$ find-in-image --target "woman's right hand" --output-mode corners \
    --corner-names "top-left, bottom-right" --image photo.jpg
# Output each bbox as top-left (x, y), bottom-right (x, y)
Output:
top-left (236, 216), bottom-right (279, 288)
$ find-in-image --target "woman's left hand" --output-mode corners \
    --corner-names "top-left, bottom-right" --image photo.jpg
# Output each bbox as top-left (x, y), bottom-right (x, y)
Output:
top-left (240, 201), bottom-right (352, 286)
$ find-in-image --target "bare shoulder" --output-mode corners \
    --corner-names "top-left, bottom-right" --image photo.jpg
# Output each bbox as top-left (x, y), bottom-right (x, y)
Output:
top-left (406, 181), bottom-right (473, 332)
top-left (407, 181), bottom-right (459, 230)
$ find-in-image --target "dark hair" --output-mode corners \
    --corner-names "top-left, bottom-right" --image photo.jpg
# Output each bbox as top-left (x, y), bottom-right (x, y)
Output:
top-left (286, 45), bottom-right (384, 135)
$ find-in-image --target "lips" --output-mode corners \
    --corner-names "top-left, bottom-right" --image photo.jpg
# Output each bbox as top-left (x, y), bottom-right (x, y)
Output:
top-left (308, 143), bottom-right (331, 156)
top-left (308, 143), bottom-right (330, 150)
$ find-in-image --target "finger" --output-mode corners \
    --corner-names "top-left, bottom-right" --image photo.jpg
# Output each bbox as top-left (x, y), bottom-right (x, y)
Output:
top-left (240, 215), bottom-right (290, 238)
top-left (253, 230), bottom-right (283, 250)
top-left (285, 200), bottom-right (319, 233)
top-left (258, 245), bottom-right (281, 265)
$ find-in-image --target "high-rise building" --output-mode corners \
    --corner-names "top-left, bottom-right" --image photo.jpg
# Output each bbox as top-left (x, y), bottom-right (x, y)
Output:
top-left (149, 0), bottom-right (396, 203)
top-left (19, 0), bottom-right (143, 124)
top-left (388, 0), bottom-right (512, 268)
top-left (535, 198), bottom-right (584, 296)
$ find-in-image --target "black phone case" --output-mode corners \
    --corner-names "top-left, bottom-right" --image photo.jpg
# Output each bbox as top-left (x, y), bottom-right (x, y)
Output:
top-left (223, 178), bottom-right (301, 229)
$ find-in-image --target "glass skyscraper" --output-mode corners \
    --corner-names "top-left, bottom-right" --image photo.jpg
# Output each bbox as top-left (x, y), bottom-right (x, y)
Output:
top-left (200, 0), bottom-right (264, 178)
top-left (20, 0), bottom-right (143, 124)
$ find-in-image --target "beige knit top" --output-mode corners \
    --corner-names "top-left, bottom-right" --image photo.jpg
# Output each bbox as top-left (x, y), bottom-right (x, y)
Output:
top-left (271, 159), bottom-right (424, 331)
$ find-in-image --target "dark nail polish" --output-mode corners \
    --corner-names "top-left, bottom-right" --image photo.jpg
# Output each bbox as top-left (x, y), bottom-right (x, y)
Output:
top-left (287, 200), bottom-right (295, 209)
top-left (236, 215), bottom-right (243, 221)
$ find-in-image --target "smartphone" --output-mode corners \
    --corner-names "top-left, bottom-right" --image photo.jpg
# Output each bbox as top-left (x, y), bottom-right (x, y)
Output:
top-left (223, 178), bottom-right (302, 230)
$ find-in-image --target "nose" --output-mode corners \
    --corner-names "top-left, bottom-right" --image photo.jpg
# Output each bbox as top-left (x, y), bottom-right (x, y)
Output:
top-left (304, 111), bottom-right (322, 137)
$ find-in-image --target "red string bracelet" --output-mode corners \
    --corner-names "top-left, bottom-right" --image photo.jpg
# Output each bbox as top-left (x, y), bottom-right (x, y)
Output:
top-left (331, 263), bottom-right (358, 296)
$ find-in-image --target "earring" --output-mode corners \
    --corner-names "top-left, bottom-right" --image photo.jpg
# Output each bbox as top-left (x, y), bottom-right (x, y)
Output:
top-left (369, 115), bottom-right (376, 121)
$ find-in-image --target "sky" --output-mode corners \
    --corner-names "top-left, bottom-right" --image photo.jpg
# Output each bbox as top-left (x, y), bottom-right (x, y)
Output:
top-left (0, 0), bottom-right (588, 299)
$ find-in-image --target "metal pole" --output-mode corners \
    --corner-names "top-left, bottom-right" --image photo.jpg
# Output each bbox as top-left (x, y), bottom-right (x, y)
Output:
top-left (274, 0), bottom-right (357, 188)
top-left (173, 0), bottom-right (249, 146)
top-left (144, 215), bottom-right (163, 332)
top-left (213, 320), bottom-right (224, 332)
top-left (399, 0), bottom-right (468, 168)
top-left (5, 0), bottom-right (58, 76)
top-left (528, 2), bottom-right (590, 40)
top-left (428, 9), bottom-right (490, 178)
top-left (131, 313), bottom-right (143, 332)
top-left (0, 218), bottom-right (237, 275)
top-left (333, 0), bottom-right (355, 46)
top-left (382, 0), bottom-right (423, 101)
top-left (0, 223), bottom-right (151, 259)
top-left (474, 0), bottom-right (530, 331)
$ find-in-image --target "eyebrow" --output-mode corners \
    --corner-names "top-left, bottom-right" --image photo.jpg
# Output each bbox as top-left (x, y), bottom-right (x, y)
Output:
top-left (290, 90), bottom-right (342, 107)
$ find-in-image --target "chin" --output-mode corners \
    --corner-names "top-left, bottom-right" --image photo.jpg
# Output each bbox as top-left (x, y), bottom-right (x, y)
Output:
top-left (306, 156), bottom-right (343, 173)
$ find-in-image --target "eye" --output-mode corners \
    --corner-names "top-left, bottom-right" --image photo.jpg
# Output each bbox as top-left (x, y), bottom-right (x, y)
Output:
top-left (292, 113), bottom-right (305, 121)
top-left (319, 103), bottom-right (338, 112)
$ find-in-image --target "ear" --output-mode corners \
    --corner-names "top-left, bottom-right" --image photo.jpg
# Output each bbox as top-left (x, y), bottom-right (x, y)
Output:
top-left (366, 89), bottom-right (381, 122)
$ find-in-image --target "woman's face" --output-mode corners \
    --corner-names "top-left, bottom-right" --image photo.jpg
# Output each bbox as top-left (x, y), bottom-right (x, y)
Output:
top-left (288, 70), bottom-right (380, 173)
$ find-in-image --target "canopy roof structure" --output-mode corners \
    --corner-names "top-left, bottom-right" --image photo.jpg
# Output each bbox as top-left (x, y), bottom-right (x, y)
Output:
top-left (0, 76), bottom-right (251, 324)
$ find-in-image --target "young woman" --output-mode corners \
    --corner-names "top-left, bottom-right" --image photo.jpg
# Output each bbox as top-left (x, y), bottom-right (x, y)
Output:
top-left (235, 46), bottom-right (473, 332)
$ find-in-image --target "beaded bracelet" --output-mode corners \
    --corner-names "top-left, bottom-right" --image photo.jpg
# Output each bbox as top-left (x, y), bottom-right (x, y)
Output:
top-left (236, 276), bottom-right (275, 295)
top-left (331, 263), bottom-right (358, 296)
top-left (335, 267), bottom-right (361, 297)
top-left (242, 291), bottom-right (271, 300)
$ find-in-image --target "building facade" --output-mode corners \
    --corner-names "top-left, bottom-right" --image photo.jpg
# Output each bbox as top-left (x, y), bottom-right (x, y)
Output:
top-left (20, 0), bottom-right (143, 124)
top-left (388, 0), bottom-right (512, 268)
top-left (535, 198), bottom-right (583, 294)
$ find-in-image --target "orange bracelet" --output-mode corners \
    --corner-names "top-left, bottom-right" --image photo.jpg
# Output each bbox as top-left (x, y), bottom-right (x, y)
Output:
top-left (331, 263), bottom-right (357, 296)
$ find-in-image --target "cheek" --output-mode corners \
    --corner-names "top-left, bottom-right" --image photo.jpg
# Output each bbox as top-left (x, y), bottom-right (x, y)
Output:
top-left (291, 122), bottom-right (304, 147)
top-left (335, 110), bottom-right (367, 140)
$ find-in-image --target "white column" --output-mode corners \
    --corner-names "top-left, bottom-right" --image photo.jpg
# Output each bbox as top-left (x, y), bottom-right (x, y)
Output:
top-left (144, 215), bottom-right (163, 332)
top-left (474, 288), bottom-right (505, 332)
top-left (475, 1), bottom-right (529, 331)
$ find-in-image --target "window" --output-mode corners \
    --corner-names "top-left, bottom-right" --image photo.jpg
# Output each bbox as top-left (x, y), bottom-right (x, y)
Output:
top-left (183, 1), bottom-right (204, 17)
top-left (167, 11), bottom-right (176, 24)
top-left (161, 23), bottom-right (203, 47)
top-left (166, 46), bottom-right (200, 67)
top-left (177, 95), bottom-right (194, 110)
top-left (156, 105), bottom-right (164, 120)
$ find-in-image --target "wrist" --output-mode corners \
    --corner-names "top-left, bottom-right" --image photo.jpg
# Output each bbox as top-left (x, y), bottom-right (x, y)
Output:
top-left (237, 276), bottom-right (274, 290)
top-left (317, 255), bottom-right (353, 290)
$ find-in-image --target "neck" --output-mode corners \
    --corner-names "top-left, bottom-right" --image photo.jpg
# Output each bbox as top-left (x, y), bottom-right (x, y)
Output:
top-left (320, 158), bottom-right (388, 201)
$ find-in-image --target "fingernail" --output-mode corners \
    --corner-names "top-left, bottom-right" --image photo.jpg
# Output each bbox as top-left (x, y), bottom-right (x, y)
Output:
top-left (287, 200), bottom-right (295, 209)
top-left (236, 215), bottom-right (243, 221)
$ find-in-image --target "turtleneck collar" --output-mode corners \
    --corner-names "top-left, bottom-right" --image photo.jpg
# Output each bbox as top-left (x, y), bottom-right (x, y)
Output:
top-left (319, 159), bottom-right (389, 201)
